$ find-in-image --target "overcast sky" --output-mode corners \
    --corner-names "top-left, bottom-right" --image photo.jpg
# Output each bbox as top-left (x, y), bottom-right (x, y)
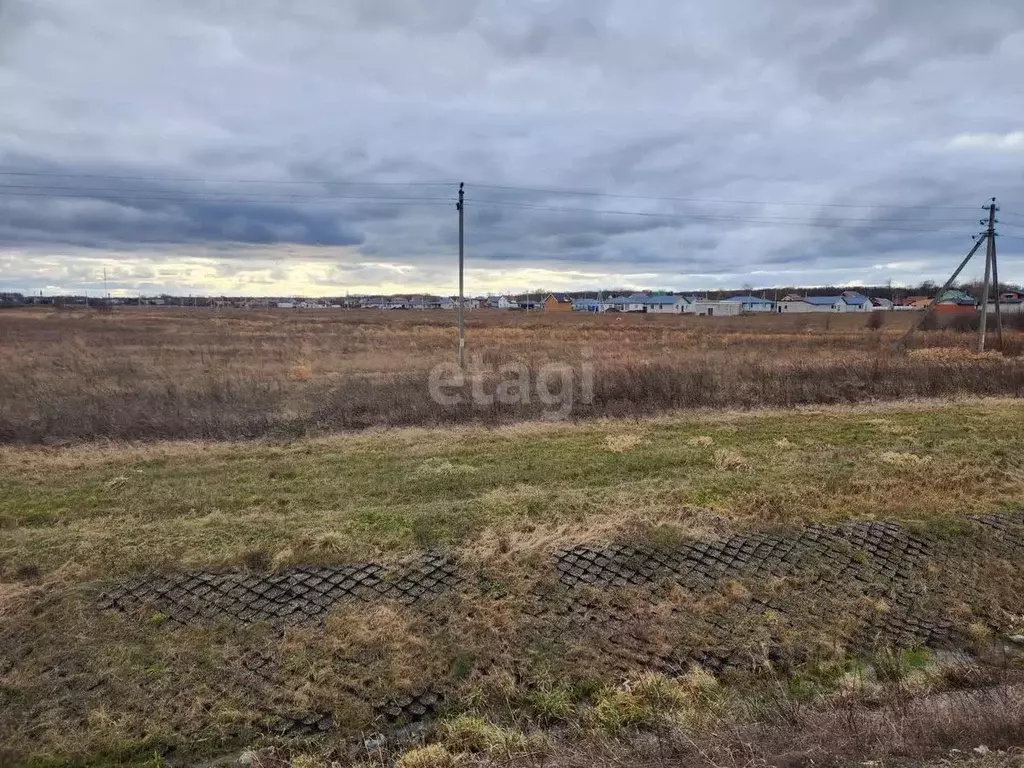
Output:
top-left (2, 0), bottom-right (1023, 297)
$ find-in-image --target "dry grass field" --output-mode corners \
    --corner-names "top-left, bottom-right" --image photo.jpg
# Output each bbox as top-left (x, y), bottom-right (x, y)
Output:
top-left (2, 306), bottom-right (1024, 442)
top-left (3, 308), bottom-right (1024, 767)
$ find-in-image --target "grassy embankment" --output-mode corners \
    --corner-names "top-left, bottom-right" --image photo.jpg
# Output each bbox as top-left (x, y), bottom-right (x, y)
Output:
top-left (2, 400), bottom-right (1024, 766)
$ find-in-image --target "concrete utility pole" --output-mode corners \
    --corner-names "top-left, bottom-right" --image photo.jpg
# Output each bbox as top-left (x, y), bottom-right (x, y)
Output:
top-left (978, 199), bottom-right (998, 353)
top-left (991, 216), bottom-right (1003, 351)
top-left (457, 182), bottom-right (465, 368)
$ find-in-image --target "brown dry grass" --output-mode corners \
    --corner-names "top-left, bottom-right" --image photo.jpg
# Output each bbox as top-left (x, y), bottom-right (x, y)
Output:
top-left (4, 308), bottom-right (1024, 765)
top-left (2, 307), bottom-right (1024, 442)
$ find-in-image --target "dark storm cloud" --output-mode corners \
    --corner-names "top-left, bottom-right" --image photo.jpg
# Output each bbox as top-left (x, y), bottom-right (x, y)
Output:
top-left (1, 0), bottom-right (1024, 295)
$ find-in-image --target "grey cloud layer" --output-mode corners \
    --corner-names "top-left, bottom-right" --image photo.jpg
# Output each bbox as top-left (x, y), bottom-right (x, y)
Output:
top-left (1, 0), bottom-right (1024, 294)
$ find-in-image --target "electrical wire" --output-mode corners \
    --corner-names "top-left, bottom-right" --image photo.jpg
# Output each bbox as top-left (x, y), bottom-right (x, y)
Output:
top-left (0, 169), bottom-right (1013, 239)
top-left (466, 181), bottom-right (987, 212)
top-left (2, 170), bottom-right (1012, 215)
top-left (0, 170), bottom-right (455, 187)
top-left (468, 198), bottom-right (974, 235)
top-left (0, 188), bottom-right (455, 207)
top-left (0, 182), bottom-right (457, 203)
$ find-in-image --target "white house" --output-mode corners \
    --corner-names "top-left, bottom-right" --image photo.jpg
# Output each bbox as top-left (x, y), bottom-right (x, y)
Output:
top-left (622, 293), bottom-right (650, 312)
top-left (598, 294), bottom-right (647, 313)
top-left (723, 295), bottom-right (776, 313)
top-left (778, 292), bottom-right (873, 313)
top-left (410, 296), bottom-right (443, 310)
top-left (643, 295), bottom-right (691, 314)
top-left (692, 300), bottom-right (742, 317)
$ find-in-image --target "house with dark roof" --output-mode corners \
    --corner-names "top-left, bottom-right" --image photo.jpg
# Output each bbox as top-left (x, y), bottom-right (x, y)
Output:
top-left (642, 294), bottom-right (691, 314)
top-left (484, 295), bottom-right (515, 309)
top-left (601, 293), bottom-right (649, 312)
top-left (778, 291), bottom-right (873, 313)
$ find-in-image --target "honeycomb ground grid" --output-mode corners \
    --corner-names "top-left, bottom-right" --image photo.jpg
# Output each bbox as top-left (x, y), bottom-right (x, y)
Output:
top-left (97, 551), bottom-right (463, 624)
top-left (78, 510), bottom-right (1024, 739)
top-left (550, 512), bottom-right (1024, 666)
top-left (552, 519), bottom-right (943, 592)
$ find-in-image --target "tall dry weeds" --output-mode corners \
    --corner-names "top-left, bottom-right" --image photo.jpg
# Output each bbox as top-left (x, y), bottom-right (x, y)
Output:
top-left (2, 308), bottom-right (1023, 442)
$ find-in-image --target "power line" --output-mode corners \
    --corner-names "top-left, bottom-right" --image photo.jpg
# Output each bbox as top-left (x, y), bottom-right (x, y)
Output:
top-left (0, 182), bottom-right (989, 226)
top-left (2, 170), bottom-right (1011, 214)
top-left (0, 183), bottom-right (456, 202)
top-left (0, 188), bottom-right (455, 207)
top-left (0, 169), bottom-right (455, 187)
top-left (469, 198), bottom-right (974, 234)
top-left (467, 182), bottom-right (986, 212)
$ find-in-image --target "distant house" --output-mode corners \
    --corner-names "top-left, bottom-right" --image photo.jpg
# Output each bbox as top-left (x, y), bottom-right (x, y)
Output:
top-left (838, 292), bottom-right (874, 311)
top-left (935, 289), bottom-right (977, 314)
top-left (572, 298), bottom-right (601, 312)
top-left (897, 296), bottom-right (932, 309)
top-left (870, 297), bottom-right (894, 310)
top-left (643, 295), bottom-right (690, 314)
top-left (410, 296), bottom-right (443, 310)
top-left (692, 299), bottom-right (742, 316)
top-left (0, 292), bottom-right (25, 306)
top-left (276, 301), bottom-right (295, 309)
top-left (484, 296), bottom-right (515, 310)
top-left (778, 292), bottom-right (873, 313)
top-left (723, 295), bottom-right (776, 313)
top-left (544, 293), bottom-right (574, 312)
top-left (625, 292), bottom-right (650, 312)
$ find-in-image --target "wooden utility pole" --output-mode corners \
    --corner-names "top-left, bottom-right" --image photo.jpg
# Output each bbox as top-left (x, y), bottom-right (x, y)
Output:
top-left (457, 182), bottom-right (465, 368)
top-left (978, 200), bottom-right (997, 352)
